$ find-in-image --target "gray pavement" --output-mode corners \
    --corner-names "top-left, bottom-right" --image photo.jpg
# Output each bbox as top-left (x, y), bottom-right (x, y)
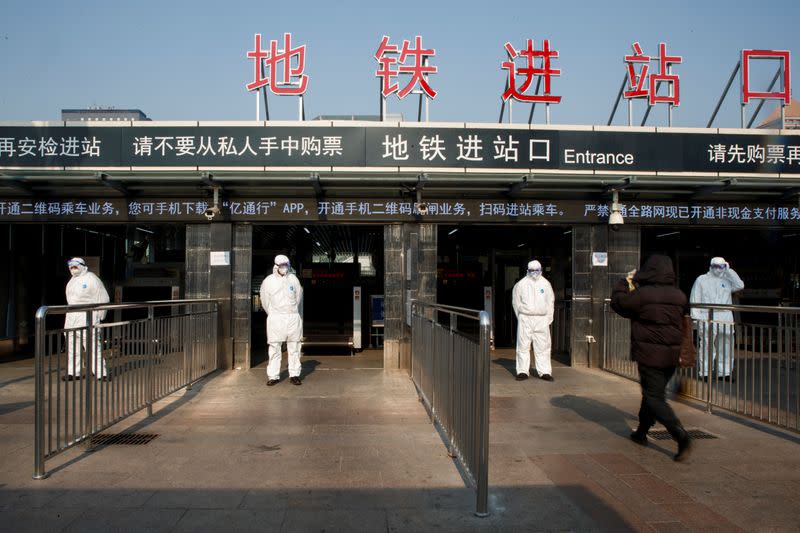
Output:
top-left (1, 349), bottom-right (799, 532)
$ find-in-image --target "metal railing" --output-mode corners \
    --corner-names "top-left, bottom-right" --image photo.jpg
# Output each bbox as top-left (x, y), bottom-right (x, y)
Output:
top-left (604, 302), bottom-right (800, 432)
top-left (410, 301), bottom-right (490, 517)
top-left (34, 299), bottom-right (219, 479)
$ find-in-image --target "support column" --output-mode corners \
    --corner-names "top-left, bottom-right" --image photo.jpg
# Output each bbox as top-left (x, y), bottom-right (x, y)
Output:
top-left (383, 222), bottom-right (437, 372)
top-left (570, 224), bottom-right (639, 367)
top-left (186, 223), bottom-right (237, 370)
top-left (232, 225), bottom-right (253, 370)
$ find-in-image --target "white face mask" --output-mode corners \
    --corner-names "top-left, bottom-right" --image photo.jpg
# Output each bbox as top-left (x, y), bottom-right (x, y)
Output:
top-left (528, 270), bottom-right (541, 280)
top-left (277, 265), bottom-right (289, 276)
top-left (69, 267), bottom-right (81, 277)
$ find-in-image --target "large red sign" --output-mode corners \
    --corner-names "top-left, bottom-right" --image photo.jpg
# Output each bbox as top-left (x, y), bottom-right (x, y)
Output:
top-left (501, 39), bottom-right (562, 104)
top-left (624, 42), bottom-right (682, 106)
top-left (741, 50), bottom-right (791, 104)
top-left (242, 35), bottom-right (793, 113)
top-left (375, 35), bottom-right (438, 99)
top-left (246, 33), bottom-right (308, 95)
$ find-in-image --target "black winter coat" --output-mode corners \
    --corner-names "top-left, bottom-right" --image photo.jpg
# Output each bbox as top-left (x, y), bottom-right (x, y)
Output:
top-left (610, 255), bottom-right (689, 368)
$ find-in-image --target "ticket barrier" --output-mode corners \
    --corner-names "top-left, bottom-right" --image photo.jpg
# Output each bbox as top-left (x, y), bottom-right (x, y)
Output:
top-left (301, 285), bottom-right (362, 355)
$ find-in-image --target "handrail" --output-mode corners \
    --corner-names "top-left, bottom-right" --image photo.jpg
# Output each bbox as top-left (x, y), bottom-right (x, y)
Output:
top-left (603, 301), bottom-right (800, 433)
top-left (34, 298), bottom-right (219, 479)
top-left (410, 299), bottom-right (490, 517)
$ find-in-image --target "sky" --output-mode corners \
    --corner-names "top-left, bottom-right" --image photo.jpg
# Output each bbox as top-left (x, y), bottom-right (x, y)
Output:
top-left (1, 0), bottom-right (798, 128)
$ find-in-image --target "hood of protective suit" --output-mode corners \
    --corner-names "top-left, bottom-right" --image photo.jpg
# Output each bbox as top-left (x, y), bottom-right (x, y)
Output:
top-left (527, 260), bottom-right (542, 279)
top-left (709, 256), bottom-right (726, 277)
top-left (273, 254), bottom-right (290, 276)
top-left (633, 254), bottom-right (676, 286)
top-left (67, 257), bottom-right (88, 277)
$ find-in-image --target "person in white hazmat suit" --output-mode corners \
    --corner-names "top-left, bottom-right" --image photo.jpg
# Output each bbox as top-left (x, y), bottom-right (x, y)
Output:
top-left (260, 254), bottom-right (304, 386)
top-left (690, 256), bottom-right (744, 381)
top-left (63, 257), bottom-right (110, 381)
top-left (512, 260), bottom-right (555, 381)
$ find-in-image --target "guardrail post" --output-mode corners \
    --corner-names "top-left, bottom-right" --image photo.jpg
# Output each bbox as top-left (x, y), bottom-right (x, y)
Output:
top-left (447, 311), bottom-right (456, 458)
top-left (146, 305), bottom-right (155, 417)
top-left (85, 310), bottom-right (94, 451)
top-left (33, 307), bottom-right (48, 479)
top-left (475, 311), bottom-right (490, 518)
top-left (706, 309), bottom-right (714, 414)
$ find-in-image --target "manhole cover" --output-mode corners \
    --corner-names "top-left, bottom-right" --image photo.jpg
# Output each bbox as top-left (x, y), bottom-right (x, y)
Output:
top-left (90, 433), bottom-right (159, 446)
top-left (649, 429), bottom-right (718, 440)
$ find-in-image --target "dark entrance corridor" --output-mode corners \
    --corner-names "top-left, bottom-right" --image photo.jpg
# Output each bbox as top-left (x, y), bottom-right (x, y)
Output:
top-left (436, 225), bottom-right (572, 352)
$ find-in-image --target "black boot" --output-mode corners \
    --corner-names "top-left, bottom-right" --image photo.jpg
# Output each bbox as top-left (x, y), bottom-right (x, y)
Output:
top-left (674, 428), bottom-right (693, 462)
top-left (630, 429), bottom-right (648, 446)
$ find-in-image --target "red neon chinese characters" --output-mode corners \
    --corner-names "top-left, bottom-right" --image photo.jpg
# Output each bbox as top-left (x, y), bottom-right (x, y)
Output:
top-left (245, 33), bottom-right (308, 95)
top-left (623, 42), bottom-right (682, 106)
top-left (742, 50), bottom-right (791, 104)
top-left (375, 35), bottom-right (438, 99)
top-left (624, 42), bottom-right (650, 99)
top-left (501, 39), bottom-right (562, 103)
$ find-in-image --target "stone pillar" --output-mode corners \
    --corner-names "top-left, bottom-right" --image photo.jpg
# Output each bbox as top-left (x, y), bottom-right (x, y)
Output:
top-left (383, 224), bottom-right (403, 369)
top-left (232, 225), bottom-right (253, 370)
top-left (383, 222), bottom-right (437, 372)
top-left (186, 223), bottom-right (238, 370)
top-left (570, 224), bottom-right (640, 367)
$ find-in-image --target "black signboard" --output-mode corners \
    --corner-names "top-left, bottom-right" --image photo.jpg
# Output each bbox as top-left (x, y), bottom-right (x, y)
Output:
top-left (1, 124), bottom-right (799, 174)
top-left (0, 197), bottom-right (798, 226)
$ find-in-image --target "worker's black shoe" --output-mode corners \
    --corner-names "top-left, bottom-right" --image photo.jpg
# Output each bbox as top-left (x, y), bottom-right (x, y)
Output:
top-left (99, 375), bottom-right (112, 382)
top-left (515, 373), bottom-right (528, 381)
top-left (540, 374), bottom-right (554, 382)
top-left (290, 376), bottom-right (302, 386)
top-left (266, 379), bottom-right (279, 387)
top-left (61, 375), bottom-right (80, 382)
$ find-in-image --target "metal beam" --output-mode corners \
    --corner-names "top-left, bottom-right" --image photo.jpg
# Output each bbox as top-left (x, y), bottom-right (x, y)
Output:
top-left (602, 176), bottom-right (637, 196)
top-left (780, 187), bottom-right (800, 201)
top-left (96, 173), bottom-right (129, 195)
top-left (687, 178), bottom-right (737, 200)
top-left (607, 73), bottom-right (628, 126)
top-left (707, 61), bottom-right (740, 128)
top-left (310, 173), bottom-right (323, 197)
top-left (0, 176), bottom-right (34, 194)
top-left (746, 66), bottom-right (783, 128)
top-left (507, 175), bottom-right (529, 197)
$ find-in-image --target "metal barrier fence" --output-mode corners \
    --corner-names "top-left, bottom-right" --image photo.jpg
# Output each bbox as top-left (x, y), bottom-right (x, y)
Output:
top-left (603, 302), bottom-right (800, 433)
top-left (34, 299), bottom-right (219, 479)
top-left (410, 301), bottom-right (490, 518)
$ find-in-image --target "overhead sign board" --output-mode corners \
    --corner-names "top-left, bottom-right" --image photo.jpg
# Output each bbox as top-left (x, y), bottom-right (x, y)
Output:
top-left (1, 124), bottom-right (799, 174)
top-left (0, 196), bottom-right (797, 226)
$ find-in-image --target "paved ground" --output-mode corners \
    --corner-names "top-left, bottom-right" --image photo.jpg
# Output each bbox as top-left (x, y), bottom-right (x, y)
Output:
top-left (1, 349), bottom-right (799, 532)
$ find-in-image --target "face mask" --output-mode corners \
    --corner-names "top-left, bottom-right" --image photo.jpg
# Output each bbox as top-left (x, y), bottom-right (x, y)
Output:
top-left (277, 265), bottom-right (289, 276)
top-left (528, 270), bottom-right (541, 280)
top-left (69, 267), bottom-right (81, 277)
top-left (710, 265), bottom-right (724, 277)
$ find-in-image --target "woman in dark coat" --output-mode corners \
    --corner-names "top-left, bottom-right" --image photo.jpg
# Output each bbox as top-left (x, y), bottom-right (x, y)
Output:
top-left (611, 254), bottom-right (692, 462)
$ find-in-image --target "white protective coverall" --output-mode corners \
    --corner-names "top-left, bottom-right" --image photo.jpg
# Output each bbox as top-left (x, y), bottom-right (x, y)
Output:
top-left (64, 258), bottom-right (110, 378)
top-left (259, 255), bottom-right (304, 381)
top-left (512, 260), bottom-right (555, 377)
top-left (690, 257), bottom-right (744, 378)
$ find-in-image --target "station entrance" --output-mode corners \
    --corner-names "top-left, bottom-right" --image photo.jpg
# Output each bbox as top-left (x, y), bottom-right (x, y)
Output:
top-left (249, 224), bottom-right (384, 368)
top-left (435, 224), bottom-right (573, 362)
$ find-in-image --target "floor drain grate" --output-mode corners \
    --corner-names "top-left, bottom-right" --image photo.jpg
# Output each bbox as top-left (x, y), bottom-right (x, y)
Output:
top-left (649, 429), bottom-right (718, 440)
top-left (90, 433), bottom-right (159, 446)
